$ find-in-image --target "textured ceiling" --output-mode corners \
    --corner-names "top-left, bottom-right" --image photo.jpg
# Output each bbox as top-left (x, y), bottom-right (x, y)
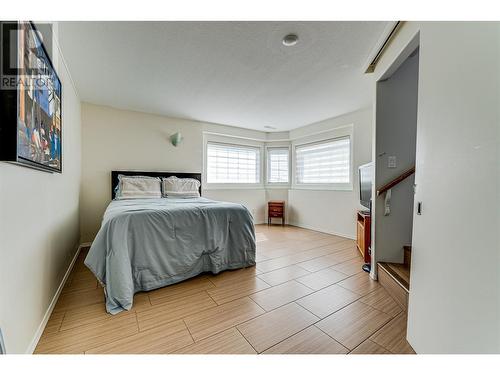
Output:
top-left (58, 21), bottom-right (387, 131)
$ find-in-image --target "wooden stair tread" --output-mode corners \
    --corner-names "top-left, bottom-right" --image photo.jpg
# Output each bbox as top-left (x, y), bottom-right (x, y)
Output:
top-left (378, 262), bottom-right (410, 291)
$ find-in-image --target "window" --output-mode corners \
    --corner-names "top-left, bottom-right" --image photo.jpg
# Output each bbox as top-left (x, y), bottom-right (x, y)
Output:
top-left (267, 147), bottom-right (289, 184)
top-left (207, 142), bottom-right (260, 184)
top-left (295, 137), bottom-right (350, 184)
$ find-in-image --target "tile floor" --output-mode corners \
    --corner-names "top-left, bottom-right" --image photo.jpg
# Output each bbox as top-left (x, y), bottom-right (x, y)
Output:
top-left (34, 224), bottom-right (415, 354)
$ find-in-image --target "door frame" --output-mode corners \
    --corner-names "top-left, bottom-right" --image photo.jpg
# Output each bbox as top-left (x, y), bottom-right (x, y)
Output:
top-left (370, 31), bottom-right (420, 280)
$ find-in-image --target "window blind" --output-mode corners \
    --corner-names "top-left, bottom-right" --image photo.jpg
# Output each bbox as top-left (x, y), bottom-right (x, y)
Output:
top-left (295, 137), bottom-right (350, 184)
top-left (207, 142), bottom-right (260, 184)
top-left (267, 148), bottom-right (289, 183)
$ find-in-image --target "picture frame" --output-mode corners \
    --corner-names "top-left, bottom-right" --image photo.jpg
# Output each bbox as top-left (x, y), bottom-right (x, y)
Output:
top-left (0, 21), bottom-right (62, 173)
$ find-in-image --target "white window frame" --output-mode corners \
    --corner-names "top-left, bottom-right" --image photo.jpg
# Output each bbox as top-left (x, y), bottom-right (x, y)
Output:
top-left (291, 125), bottom-right (353, 191)
top-left (265, 146), bottom-right (291, 187)
top-left (203, 135), bottom-right (264, 190)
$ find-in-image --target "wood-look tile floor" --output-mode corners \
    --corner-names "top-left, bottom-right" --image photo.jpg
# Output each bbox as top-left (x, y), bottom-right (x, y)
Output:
top-left (35, 224), bottom-right (415, 355)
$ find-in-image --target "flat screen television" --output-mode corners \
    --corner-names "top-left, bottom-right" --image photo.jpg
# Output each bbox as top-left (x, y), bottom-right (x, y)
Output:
top-left (359, 162), bottom-right (373, 210)
top-left (0, 21), bottom-right (62, 173)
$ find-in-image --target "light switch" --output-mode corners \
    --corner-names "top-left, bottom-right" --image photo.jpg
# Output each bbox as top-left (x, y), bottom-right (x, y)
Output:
top-left (388, 156), bottom-right (397, 168)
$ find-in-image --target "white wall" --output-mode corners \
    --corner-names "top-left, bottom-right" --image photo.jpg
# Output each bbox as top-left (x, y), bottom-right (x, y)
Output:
top-left (80, 103), bottom-right (269, 242)
top-left (374, 22), bottom-right (500, 353)
top-left (81, 104), bottom-right (372, 242)
top-left (81, 103), bottom-right (202, 241)
top-left (203, 189), bottom-right (267, 223)
top-left (288, 108), bottom-right (373, 238)
top-left (0, 24), bottom-right (82, 353)
top-left (202, 130), bottom-right (268, 222)
top-left (373, 50), bottom-right (419, 264)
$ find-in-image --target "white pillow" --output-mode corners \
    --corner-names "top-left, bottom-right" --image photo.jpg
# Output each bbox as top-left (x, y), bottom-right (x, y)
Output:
top-left (115, 175), bottom-right (162, 199)
top-left (162, 176), bottom-right (200, 198)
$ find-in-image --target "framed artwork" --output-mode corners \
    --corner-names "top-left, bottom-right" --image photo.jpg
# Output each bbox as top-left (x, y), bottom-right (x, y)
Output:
top-left (0, 21), bottom-right (62, 173)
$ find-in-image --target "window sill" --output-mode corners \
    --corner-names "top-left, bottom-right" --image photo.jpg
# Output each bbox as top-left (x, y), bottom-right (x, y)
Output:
top-left (290, 184), bottom-right (353, 192)
top-left (203, 184), bottom-right (265, 191)
top-left (265, 184), bottom-right (291, 189)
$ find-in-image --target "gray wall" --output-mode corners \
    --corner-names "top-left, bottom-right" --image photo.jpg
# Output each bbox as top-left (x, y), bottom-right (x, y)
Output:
top-left (374, 50), bottom-right (419, 264)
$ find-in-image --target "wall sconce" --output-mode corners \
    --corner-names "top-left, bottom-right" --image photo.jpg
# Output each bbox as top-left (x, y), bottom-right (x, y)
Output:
top-left (170, 132), bottom-right (183, 147)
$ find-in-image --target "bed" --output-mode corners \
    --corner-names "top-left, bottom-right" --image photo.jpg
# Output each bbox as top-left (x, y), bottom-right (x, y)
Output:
top-left (84, 171), bottom-right (256, 314)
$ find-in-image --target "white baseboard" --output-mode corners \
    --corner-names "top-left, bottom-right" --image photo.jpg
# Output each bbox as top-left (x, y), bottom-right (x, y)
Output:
top-left (288, 220), bottom-right (356, 240)
top-left (25, 242), bottom-right (87, 354)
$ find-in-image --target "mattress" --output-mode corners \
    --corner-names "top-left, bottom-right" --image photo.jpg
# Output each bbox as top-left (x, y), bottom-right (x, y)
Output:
top-left (84, 197), bottom-right (256, 314)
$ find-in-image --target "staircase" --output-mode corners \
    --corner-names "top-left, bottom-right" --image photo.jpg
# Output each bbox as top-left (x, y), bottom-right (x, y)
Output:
top-left (375, 167), bottom-right (415, 311)
top-left (378, 245), bottom-right (411, 310)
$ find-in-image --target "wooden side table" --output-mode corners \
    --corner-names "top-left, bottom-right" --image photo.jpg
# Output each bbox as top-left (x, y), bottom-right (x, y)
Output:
top-left (356, 211), bottom-right (371, 263)
top-left (268, 201), bottom-right (285, 226)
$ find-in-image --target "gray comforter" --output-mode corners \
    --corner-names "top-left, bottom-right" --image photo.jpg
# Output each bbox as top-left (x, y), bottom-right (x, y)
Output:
top-left (84, 197), bottom-right (256, 314)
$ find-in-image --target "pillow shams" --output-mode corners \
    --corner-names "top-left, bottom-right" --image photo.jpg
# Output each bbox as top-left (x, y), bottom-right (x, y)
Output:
top-left (115, 175), bottom-right (162, 199)
top-left (162, 176), bottom-right (200, 198)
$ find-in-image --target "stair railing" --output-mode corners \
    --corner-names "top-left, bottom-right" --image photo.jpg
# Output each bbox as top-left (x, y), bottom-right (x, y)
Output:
top-left (376, 166), bottom-right (415, 216)
top-left (377, 166), bottom-right (415, 196)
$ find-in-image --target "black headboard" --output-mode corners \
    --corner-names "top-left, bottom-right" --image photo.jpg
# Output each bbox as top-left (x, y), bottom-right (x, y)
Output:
top-left (111, 171), bottom-right (202, 199)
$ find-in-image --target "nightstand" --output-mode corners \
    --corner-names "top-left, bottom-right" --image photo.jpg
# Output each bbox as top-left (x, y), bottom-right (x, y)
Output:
top-left (268, 201), bottom-right (285, 226)
top-left (356, 211), bottom-right (371, 263)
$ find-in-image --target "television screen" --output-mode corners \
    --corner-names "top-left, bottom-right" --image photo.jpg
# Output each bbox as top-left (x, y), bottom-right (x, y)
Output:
top-left (359, 162), bottom-right (373, 209)
top-left (16, 22), bottom-right (62, 172)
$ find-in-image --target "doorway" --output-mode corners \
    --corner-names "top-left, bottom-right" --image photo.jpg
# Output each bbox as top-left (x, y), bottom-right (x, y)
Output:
top-left (371, 39), bottom-right (419, 315)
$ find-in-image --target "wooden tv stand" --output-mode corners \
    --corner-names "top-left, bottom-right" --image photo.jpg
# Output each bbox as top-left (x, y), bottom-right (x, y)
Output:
top-left (356, 211), bottom-right (371, 263)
